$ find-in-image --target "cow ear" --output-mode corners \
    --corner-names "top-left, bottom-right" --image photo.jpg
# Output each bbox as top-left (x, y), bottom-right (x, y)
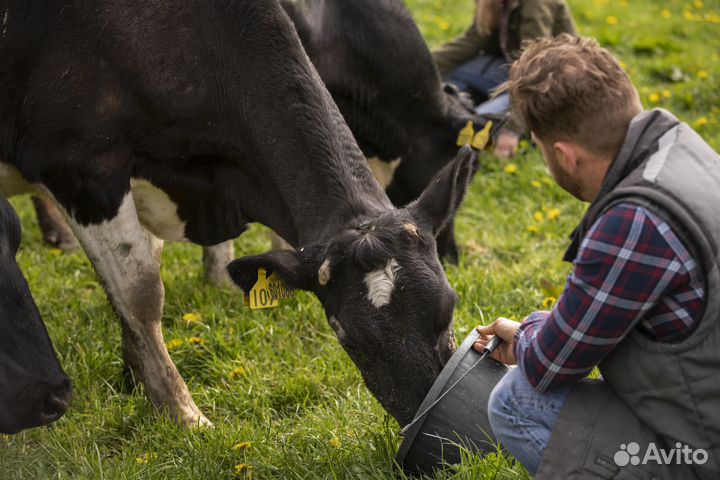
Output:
top-left (407, 145), bottom-right (476, 237)
top-left (227, 250), bottom-right (316, 293)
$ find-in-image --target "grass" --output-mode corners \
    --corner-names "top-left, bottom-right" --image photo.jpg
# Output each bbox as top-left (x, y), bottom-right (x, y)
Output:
top-left (2, 0), bottom-right (719, 478)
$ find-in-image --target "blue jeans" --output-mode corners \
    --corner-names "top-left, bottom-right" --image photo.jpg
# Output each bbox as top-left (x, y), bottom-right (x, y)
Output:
top-left (488, 367), bottom-right (574, 475)
top-left (444, 55), bottom-right (509, 101)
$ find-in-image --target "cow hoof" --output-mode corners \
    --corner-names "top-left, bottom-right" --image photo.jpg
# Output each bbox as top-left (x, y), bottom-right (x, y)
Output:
top-left (56, 236), bottom-right (80, 252)
top-left (181, 412), bottom-right (214, 429)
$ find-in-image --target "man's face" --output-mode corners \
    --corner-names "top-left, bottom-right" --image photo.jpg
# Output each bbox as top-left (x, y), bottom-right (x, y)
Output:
top-left (531, 133), bottom-right (584, 200)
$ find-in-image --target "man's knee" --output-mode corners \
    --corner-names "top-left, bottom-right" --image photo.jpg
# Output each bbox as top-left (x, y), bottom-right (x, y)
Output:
top-left (488, 367), bottom-right (526, 429)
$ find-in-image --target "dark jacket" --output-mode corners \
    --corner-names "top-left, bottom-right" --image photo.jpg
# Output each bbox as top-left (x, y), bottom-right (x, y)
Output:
top-left (432, 0), bottom-right (577, 75)
top-left (537, 109), bottom-right (720, 479)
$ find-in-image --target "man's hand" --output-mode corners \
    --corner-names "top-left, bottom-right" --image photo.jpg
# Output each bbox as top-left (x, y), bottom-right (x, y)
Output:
top-left (472, 317), bottom-right (521, 365)
top-left (493, 129), bottom-right (520, 159)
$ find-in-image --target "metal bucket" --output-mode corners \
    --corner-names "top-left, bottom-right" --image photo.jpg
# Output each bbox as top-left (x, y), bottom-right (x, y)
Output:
top-left (395, 330), bottom-right (510, 476)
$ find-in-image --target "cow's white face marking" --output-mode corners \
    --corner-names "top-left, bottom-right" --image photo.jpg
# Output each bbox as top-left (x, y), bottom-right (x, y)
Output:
top-left (364, 259), bottom-right (400, 308)
top-left (130, 179), bottom-right (187, 242)
top-left (328, 315), bottom-right (346, 341)
top-left (367, 157), bottom-right (402, 189)
top-left (0, 162), bottom-right (35, 198)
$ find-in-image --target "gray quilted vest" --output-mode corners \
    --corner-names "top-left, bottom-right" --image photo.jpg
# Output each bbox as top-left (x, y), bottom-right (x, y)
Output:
top-left (537, 109), bottom-right (720, 479)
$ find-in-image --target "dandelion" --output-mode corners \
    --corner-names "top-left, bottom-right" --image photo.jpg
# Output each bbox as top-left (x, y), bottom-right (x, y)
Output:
top-left (661, 89), bottom-right (671, 99)
top-left (683, 10), bottom-right (694, 20)
top-left (661, 9), bottom-right (671, 18)
top-left (542, 297), bottom-right (557, 309)
top-left (547, 208), bottom-right (561, 220)
top-left (233, 463), bottom-right (253, 478)
top-left (619, 60), bottom-right (627, 70)
top-left (187, 336), bottom-right (205, 345)
top-left (233, 441), bottom-right (252, 451)
top-left (648, 93), bottom-right (661, 103)
top-left (527, 225), bottom-right (539, 234)
top-left (706, 13), bottom-right (720, 23)
top-left (533, 211), bottom-right (544, 223)
top-left (228, 367), bottom-right (246, 379)
top-left (542, 177), bottom-right (554, 186)
top-left (135, 453), bottom-right (157, 465)
top-left (698, 70), bottom-right (709, 79)
top-left (504, 163), bottom-right (517, 174)
top-left (693, 117), bottom-right (708, 129)
top-left (693, 0), bottom-right (703, 9)
top-left (50, 248), bottom-right (63, 256)
top-left (531, 180), bottom-right (542, 188)
top-left (166, 339), bottom-right (184, 351)
top-left (329, 437), bottom-right (341, 448)
top-left (182, 312), bottom-right (202, 325)
top-left (605, 15), bottom-right (618, 25)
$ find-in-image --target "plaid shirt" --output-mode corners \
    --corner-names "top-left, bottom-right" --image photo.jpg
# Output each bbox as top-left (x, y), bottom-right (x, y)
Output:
top-left (514, 203), bottom-right (705, 392)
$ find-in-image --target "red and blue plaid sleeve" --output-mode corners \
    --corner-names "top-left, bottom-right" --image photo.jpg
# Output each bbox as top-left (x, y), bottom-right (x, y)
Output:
top-left (514, 203), bottom-right (704, 392)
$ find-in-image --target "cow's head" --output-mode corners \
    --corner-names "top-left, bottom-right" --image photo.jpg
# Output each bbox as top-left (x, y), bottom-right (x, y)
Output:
top-left (228, 148), bottom-right (475, 425)
top-left (0, 197), bottom-right (71, 434)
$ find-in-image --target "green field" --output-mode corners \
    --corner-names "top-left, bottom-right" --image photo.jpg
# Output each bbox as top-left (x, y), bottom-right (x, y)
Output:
top-left (2, 0), bottom-right (718, 478)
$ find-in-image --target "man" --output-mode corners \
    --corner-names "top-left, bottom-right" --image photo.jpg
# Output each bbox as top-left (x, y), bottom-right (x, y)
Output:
top-left (474, 35), bottom-right (719, 479)
top-left (432, 0), bottom-right (576, 158)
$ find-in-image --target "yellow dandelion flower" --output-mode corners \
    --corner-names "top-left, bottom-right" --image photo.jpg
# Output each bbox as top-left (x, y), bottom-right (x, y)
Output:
top-left (228, 367), bottom-right (246, 379)
top-left (50, 248), bottom-right (63, 256)
top-left (648, 93), bottom-right (661, 103)
top-left (698, 70), bottom-right (709, 79)
top-left (234, 463), bottom-right (253, 476)
top-left (166, 339), bottom-right (184, 351)
top-left (135, 453), bottom-right (157, 465)
top-left (182, 312), bottom-right (202, 325)
top-left (233, 441), bottom-right (252, 451)
top-left (187, 336), bottom-right (205, 345)
top-left (531, 180), bottom-right (542, 188)
top-left (533, 211), bottom-right (544, 223)
top-left (605, 16), bottom-right (618, 25)
top-left (619, 60), bottom-right (627, 70)
top-left (661, 89), bottom-right (671, 99)
top-left (504, 163), bottom-right (517, 174)
top-left (661, 9), bottom-right (671, 18)
top-left (693, 117), bottom-right (708, 128)
top-left (706, 13), bottom-right (720, 23)
top-left (527, 225), bottom-right (539, 234)
top-left (329, 437), bottom-right (341, 448)
top-left (693, 0), bottom-right (703, 9)
top-left (542, 177), bottom-right (554, 186)
top-left (542, 297), bottom-right (557, 309)
top-left (683, 10), bottom-right (694, 20)
top-left (547, 208), bottom-right (561, 220)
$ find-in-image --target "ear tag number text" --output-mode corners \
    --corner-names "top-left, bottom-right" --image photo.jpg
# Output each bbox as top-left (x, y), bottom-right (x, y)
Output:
top-left (244, 268), bottom-right (294, 310)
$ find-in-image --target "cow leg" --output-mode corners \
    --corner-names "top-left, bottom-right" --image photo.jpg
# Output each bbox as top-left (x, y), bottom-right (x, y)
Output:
top-left (62, 192), bottom-right (211, 427)
top-left (202, 241), bottom-right (234, 286)
top-left (31, 196), bottom-right (80, 251)
top-left (269, 231), bottom-right (293, 252)
top-left (436, 221), bottom-right (459, 265)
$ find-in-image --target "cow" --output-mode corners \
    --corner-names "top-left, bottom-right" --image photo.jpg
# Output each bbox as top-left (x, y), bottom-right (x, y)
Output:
top-left (28, 0), bottom-right (491, 279)
top-left (0, 0), bottom-right (470, 427)
top-left (0, 194), bottom-right (71, 434)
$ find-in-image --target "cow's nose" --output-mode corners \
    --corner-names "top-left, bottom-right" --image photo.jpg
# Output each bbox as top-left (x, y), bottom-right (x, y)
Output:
top-left (39, 377), bottom-right (71, 422)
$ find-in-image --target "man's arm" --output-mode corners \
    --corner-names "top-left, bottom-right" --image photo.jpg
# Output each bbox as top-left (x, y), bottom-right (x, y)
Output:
top-left (514, 203), bottom-right (703, 392)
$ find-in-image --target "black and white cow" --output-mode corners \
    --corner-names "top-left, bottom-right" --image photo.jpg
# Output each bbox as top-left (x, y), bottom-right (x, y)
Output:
top-left (0, 0), bottom-right (471, 427)
top-left (0, 195), bottom-right (70, 434)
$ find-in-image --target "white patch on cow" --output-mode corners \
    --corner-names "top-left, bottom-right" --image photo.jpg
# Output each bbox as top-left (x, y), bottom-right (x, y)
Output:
top-left (367, 157), bottom-right (402, 189)
top-left (0, 161), bottom-right (35, 197)
top-left (130, 178), bottom-right (187, 242)
top-left (364, 259), bottom-right (400, 308)
top-left (328, 315), bottom-right (346, 341)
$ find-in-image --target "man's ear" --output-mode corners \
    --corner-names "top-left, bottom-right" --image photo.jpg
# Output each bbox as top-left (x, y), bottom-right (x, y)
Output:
top-left (554, 141), bottom-right (578, 173)
top-left (407, 145), bottom-right (476, 237)
top-left (227, 250), bottom-right (316, 293)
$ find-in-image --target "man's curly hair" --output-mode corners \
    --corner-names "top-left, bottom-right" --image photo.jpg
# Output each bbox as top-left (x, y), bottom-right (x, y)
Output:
top-left (505, 34), bottom-right (642, 155)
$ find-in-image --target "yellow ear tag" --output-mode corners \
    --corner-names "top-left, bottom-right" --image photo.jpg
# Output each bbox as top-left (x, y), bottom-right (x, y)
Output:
top-left (266, 271), bottom-right (294, 300)
top-left (456, 120), bottom-right (475, 147)
top-left (248, 267), bottom-right (280, 310)
top-left (471, 120), bottom-right (493, 150)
